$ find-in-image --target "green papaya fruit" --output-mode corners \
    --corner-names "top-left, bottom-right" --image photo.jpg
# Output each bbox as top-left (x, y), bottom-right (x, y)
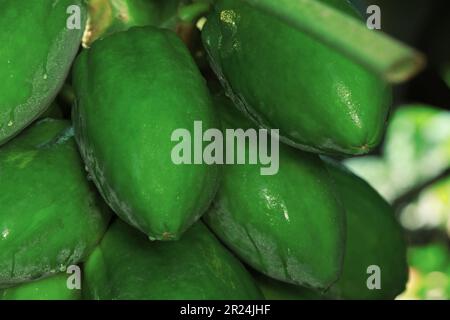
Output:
top-left (83, 220), bottom-right (264, 300)
top-left (252, 271), bottom-right (324, 300)
top-left (0, 119), bottom-right (110, 288)
top-left (0, 0), bottom-right (86, 145)
top-left (322, 158), bottom-right (408, 299)
top-left (201, 0), bottom-right (392, 155)
top-left (204, 94), bottom-right (345, 290)
top-left (72, 26), bottom-right (220, 240)
top-left (0, 273), bottom-right (80, 300)
top-left (83, 0), bottom-right (182, 47)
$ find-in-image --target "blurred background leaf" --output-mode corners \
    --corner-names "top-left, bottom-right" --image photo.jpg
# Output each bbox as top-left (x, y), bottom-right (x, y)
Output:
top-left (398, 244), bottom-right (450, 300)
top-left (346, 105), bottom-right (450, 202)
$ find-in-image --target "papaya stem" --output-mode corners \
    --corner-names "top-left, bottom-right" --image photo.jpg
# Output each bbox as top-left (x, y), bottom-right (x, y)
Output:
top-left (240, 0), bottom-right (425, 83)
top-left (392, 168), bottom-right (450, 212)
top-left (178, 2), bottom-right (211, 23)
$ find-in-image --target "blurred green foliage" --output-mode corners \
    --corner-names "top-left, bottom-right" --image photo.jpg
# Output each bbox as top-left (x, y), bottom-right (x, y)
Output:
top-left (400, 177), bottom-right (449, 234)
top-left (346, 105), bottom-right (450, 202)
top-left (399, 244), bottom-right (450, 300)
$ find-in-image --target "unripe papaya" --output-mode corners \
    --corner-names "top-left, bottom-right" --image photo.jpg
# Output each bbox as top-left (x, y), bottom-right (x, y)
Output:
top-left (322, 158), bottom-right (408, 299)
top-left (0, 273), bottom-right (80, 300)
top-left (83, 220), bottom-right (264, 300)
top-left (0, 119), bottom-right (110, 288)
top-left (204, 94), bottom-right (345, 290)
top-left (202, 0), bottom-right (392, 155)
top-left (0, 0), bottom-right (86, 145)
top-left (252, 272), bottom-right (324, 300)
top-left (72, 26), bottom-right (220, 240)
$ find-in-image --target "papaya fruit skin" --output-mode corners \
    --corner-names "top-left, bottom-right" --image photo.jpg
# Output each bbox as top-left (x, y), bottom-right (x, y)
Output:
top-left (73, 26), bottom-right (220, 241)
top-left (322, 158), bottom-right (408, 299)
top-left (202, 0), bottom-right (392, 155)
top-left (0, 119), bottom-right (111, 288)
top-left (83, 220), bottom-right (264, 300)
top-left (0, 0), bottom-right (86, 145)
top-left (0, 273), bottom-right (80, 300)
top-left (204, 95), bottom-right (345, 290)
top-left (252, 271), bottom-right (324, 300)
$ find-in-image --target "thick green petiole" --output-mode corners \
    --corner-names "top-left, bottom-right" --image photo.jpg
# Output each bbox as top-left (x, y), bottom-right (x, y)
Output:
top-left (178, 1), bottom-right (211, 23)
top-left (240, 0), bottom-right (425, 83)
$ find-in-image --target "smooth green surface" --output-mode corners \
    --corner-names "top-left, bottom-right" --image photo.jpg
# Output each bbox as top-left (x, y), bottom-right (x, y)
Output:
top-left (83, 220), bottom-right (264, 300)
top-left (204, 95), bottom-right (345, 290)
top-left (0, 273), bottom-right (80, 300)
top-left (73, 26), bottom-right (220, 240)
top-left (202, 0), bottom-right (392, 155)
top-left (252, 271), bottom-right (324, 300)
top-left (323, 158), bottom-right (408, 299)
top-left (0, 0), bottom-right (86, 145)
top-left (0, 119), bottom-right (110, 288)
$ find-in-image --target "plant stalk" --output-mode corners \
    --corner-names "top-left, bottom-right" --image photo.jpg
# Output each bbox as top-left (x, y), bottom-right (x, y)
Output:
top-left (241, 0), bottom-right (426, 83)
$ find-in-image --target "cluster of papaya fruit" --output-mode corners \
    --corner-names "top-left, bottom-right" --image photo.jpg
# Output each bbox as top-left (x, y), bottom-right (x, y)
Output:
top-left (0, 0), bottom-right (410, 300)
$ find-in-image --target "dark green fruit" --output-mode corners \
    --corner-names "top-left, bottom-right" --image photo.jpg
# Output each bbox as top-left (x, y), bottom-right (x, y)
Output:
top-left (202, 0), bottom-right (392, 155)
top-left (0, 0), bottom-right (86, 145)
top-left (323, 158), bottom-right (408, 299)
top-left (0, 119), bottom-right (110, 288)
top-left (0, 273), bottom-right (80, 300)
top-left (73, 26), bottom-right (220, 240)
top-left (252, 271), bottom-right (324, 300)
top-left (83, 220), bottom-right (264, 300)
top-left (204, 94), bottom-right (345, 290)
